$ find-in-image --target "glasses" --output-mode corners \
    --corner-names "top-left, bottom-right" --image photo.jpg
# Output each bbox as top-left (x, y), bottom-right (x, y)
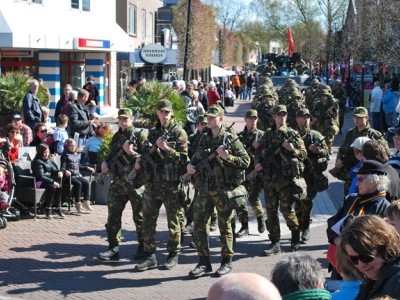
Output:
top-left (357, 176), bottom-right (368, 183)
top-left (348, 254), bottom-right (375, 265)
top-left (40, 129), bottom-right (48, 133)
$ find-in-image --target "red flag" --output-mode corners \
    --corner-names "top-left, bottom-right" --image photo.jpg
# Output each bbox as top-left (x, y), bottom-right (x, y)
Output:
top-left (287, 27), bottom-right (295, 56)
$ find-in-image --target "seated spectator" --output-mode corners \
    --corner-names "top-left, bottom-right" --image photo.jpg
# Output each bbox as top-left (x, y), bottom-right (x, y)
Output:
top-left (385, 199), bottom-right (400, 234)
top-left (271, 252), bottom-right (331, 300)
top-left (207, 272), bottom-right (282, 300)
top-left (5, 124), bottom-right (22, 163)
top-left (388, 128), bottom-right (400, 175)
top-left (53, 114), bottom-right (69, 155)
top-left (340, 215), bottom-right (400, 299)
top-left (83, 123), bottom-right (110, 157)
top-left (29, 122), bottom-right (54, 153)
top-left (11, 113), bottom-right (32, 147)
top-left (31, 143), bottom-right (64, 220)
top-left (61, 139), bottom-right (95, 214)
top-left (0, 160), bottom-right (10, 210)
top-left (348, 137), bottom-right (371, 195)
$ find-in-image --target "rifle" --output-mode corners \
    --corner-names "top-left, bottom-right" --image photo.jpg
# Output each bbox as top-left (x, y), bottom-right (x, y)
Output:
top-left (95, 148), bottom-right (129, 185)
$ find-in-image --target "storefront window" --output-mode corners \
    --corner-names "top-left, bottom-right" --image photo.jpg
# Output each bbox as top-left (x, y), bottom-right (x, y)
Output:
top-left (60, 52), bottom-right (85, 90)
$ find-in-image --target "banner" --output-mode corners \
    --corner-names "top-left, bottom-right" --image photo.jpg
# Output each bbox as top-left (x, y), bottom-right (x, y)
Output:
top-left (287, 27), bottom-right (295, 56)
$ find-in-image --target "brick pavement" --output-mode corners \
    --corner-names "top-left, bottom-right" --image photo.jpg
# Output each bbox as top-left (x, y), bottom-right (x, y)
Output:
top-left (0, 98), bottom-right (355, 300)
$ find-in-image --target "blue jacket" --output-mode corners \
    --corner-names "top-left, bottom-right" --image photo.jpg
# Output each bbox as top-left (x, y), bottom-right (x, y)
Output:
top-left (382, 89), bottom-right (396, 112)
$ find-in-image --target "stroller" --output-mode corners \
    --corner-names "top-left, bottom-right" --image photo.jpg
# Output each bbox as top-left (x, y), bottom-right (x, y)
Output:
top-left (0, 157), bottom-right (20, 229)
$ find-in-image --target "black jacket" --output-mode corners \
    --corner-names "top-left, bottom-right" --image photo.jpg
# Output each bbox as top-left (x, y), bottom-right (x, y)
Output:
top-left (31, 156), bottom-right (60, 185)
top-left (68, 102), bottom-right (93, 138)
top-left (61, 151), bottom-right (89, 177)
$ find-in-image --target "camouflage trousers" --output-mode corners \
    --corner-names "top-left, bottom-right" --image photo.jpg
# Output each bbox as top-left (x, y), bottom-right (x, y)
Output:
top-left (193, 185), bottom-right (247, 258)
top-left (106, 181), bottom-right (144, 248)
top-left (185, 187), bottom-right (217, 225)
top-left (242, 177), bottom-right (265, 222)
top-left (142, 180), bottom-right (183, 254)
top-left (264, 181), bottom-right (300, 241)
top-left (294, 174), bottom-right (318, 230)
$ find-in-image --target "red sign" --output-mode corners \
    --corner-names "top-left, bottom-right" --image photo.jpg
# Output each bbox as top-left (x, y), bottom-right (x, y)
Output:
top-left (74, 38), bottom-right (110, 49)
top-left (1, 50), bottom-right (33, 57)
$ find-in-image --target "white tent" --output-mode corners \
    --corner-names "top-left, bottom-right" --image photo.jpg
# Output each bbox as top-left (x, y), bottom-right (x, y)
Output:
top-left (210, 64), bottom-right (235, 77)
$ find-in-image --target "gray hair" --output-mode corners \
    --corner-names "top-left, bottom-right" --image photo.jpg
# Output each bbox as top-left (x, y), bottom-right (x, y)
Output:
top-left (374, 81), bottom-right (380, 87)
top-left (364, 174), bottom-right (390, 192)
top-left (271, 253), bottom-right (324, 296)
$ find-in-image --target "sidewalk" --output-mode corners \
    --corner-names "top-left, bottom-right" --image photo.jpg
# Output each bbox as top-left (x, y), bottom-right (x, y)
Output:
top-left (0, 99), bottom-right (352, 300)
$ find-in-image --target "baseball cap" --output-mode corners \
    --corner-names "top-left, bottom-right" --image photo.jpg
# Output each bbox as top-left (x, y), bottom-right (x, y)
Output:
top-left (11, 114), bottom-right (22, 120)
top-left (272, 105), bottom-right (287, 115)
top-left (205, 106), bottom-right (223, 117)
top-left (196, 115), bottom-right (207, 124)
top-left (118, 108), bottom-right (133, 118)
top-left (157, 99), bottom-right (173, 112)
top-left (245, 109), bottom-right (258, 118)
top-left (350, 136), bottom-right (371, 150)
top-left (353, 107), bottom-right (368, 117)
top-left (296, 107), bottom-right (311, 117)
top-left (354, 160), bottom-right (386, 175)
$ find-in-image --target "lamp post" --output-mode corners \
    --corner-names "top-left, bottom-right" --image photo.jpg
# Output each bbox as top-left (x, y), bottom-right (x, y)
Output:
top-left (183, 0), bottom-right (192, 81)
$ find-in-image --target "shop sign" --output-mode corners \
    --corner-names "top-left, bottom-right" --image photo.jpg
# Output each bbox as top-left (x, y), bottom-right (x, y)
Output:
top-left (141, 44), bottom-right (167, 64)
top-left (1, 50), bottom-right (33, 57)
top-left (74, 38), bottom-right (110, 50)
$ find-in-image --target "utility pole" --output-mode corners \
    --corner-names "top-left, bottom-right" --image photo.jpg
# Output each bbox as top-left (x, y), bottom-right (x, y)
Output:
top-left (182, 0), bottom-right (192, 81)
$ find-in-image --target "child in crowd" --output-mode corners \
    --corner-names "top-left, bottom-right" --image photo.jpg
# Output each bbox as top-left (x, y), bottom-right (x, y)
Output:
top-left (61, 138), bottom-right (95, 214)
top-left (386, 199), bottom-right (400, 234)
top-left (83, 123), bottom-right (110, 165)
top-left (41, 106), bottom-right (52, 131)
top-left (53, 114), bottom-right (69, 155)
top-left (0, 161), bottom-right (10, 210)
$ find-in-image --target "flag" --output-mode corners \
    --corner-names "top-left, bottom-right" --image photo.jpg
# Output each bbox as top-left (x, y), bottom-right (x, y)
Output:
top-left (287, 27), bottom-right (295, 56)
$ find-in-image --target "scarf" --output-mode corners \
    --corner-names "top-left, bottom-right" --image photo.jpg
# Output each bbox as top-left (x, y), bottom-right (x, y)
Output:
top-left (283, 289), bottom-right (332, 300)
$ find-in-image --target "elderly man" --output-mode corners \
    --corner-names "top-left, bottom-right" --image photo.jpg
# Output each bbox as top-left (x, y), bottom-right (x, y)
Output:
top-left (22, 79), bottom-right (44, 130)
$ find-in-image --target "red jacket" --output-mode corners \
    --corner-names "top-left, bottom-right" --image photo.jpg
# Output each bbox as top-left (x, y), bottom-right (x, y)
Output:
top-left (207, 88), bottom-right (220, 106)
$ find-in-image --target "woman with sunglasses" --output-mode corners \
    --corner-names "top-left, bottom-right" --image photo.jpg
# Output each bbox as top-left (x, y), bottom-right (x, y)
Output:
top-left (30, 122), bottom-right (54, 153)
top-left (327, 160), bottom-right (390, 278)
top-left (339, 215), bottom-right (400, 299)
top-left (5, 124), bottom-right (22, 162)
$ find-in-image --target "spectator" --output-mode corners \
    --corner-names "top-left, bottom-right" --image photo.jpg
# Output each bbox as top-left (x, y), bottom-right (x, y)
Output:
top-left (231, 73), bottom-right (241, 99)
top-left (68, 89), bottom-right (95, 148)
top-left (22, 79), bottom-right (44, 130)
top-left (11, 113), bottom-right (32, 147)
top-left (362, 140), bottom-right (400, 201)
top-left (340, 215), bottom-right (400, 299)
top-left (208, 273), bottom-right (282, 300)
top-left (388, 127), bottom-right (400, 175)
top-left (245, 72), bottom-right (255, 101)
top-left (41, 106), bottom-right (52, 131)
top-left (198, 82), bottom-right (208, 111)
top-left (181, 83), bottom-right (196, 135)
top-left (61, 138), bottom-right (95, 214)
top-left (382, 83), bottom-right (396, 130)
top-left (207, 81), bottom-right (221, 107)
top-left (224, 86), bottom-right (235, 107)
top-left (348, 137), bottom-right (371, 195)
top-left (29, 122), bottom-right (54, 153)
top-left (54, 84), bottom-right (73, 122)
top-left (271, 253), bottom-right (331, 300)
top-left (385, 199), bottom-right (400, 234)
top-left (31, 143), bottom-right (64, 220)
top-left (53, 114), bottom-right (69, 155)
top-left (82, 75), bottom-right (99, 116)
top-left (5, 124), bottom-right (22, 163)
top-left (370, 82), bottom-right (383, 133)
top-left (238, 72), bottom-right (247, 100)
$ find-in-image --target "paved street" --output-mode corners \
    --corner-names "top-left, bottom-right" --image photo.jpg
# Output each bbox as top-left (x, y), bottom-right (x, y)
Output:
top-left (0, 97), bottom-right (354, 300)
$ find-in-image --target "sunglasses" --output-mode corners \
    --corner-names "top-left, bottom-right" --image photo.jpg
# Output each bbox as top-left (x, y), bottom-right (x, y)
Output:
top-left (357, 176), bottom-right (368, 183)
top-left (40, 129), bottom-right (48, 133)
top-left (348, 254), bottom-right (375, 265)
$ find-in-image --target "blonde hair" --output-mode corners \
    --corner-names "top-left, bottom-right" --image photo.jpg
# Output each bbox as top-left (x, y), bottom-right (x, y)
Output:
top-left (386, 199), bottom-right (400, 220)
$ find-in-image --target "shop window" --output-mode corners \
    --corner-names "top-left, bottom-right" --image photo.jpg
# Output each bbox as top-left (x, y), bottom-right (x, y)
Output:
top-left (71, 0), bottom-right (90, 11)
top-left (71, 0), bottom-right (79, 9)
top-left (129, 4), bottom-right (137, 35)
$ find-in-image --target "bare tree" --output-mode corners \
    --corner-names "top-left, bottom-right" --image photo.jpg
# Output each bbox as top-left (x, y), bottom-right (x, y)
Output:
top-left (203, 0), bottom-right (248, 32)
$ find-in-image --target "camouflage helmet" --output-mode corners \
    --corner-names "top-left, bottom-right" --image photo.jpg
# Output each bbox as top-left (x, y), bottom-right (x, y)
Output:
top-left (285, 78), bottom-right (296, 86)
top-left (322, 84), bottom-right (332, 92)
top-left (264, 77), bottom-right (273, 88)
top-left (291, 90), bottom-right (303, 99)
top-left (320, 88), bottom-right (331, 96)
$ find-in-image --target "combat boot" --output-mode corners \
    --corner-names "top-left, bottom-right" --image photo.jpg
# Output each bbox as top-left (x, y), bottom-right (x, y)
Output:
top-left (98, 246), bottom-right (119, 261)
top-left (189, 256), bottom-right (213, 279)
top-left (263, 241), bottom-right (281, 256)
top-left (215, 257), bottom-right (232, 277)
top-left (236, 222), bottom-right (249, 238)
top-left (135, 253), bottom-right (157, 271)
top-left (257, 216), bottom-right (266, 233)
top-left (302, 227), bottom-right (310, 242)
top-left (133, 243), bottom-right (144, 260)
top-left (162, 252), bottom-right (178, 270)
top-left (291, 229), bottom-right (301, 251)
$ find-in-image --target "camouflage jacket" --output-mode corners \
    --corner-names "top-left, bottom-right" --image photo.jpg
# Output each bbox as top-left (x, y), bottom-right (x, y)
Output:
top-left (238, 126), bottom-right (264, 168)
top-left (190, 125), bottom-right (250, 191)
top-left (188, 130), bottom-right (203, 159)
top-left (298, 127), bottom-right (329, 174)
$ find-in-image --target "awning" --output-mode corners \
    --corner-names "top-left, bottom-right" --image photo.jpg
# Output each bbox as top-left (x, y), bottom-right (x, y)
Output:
top-left (0, 2), bottom-right (134, 52)
top-left (210, 64), bottom-right (235, 77)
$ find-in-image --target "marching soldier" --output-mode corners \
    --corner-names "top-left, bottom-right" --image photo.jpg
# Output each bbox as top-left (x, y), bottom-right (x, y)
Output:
top-left (236, 109), bottom-right (266, 237)
top-left (187, 106), bottom-right (250, 278)
top-left (255, 105), bottom-right (307, 256)
top-left (135, 99), bottom-right (188, 271)
top-left (98, 108), bottom-right (147, 261)
top-left (295, 107), bottom-right (329, 241)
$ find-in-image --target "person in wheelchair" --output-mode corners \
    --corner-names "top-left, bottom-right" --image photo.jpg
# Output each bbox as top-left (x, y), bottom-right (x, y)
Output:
top-left (31, 143), bottom-right (64, 219)
top-left (61, 139), bottom-right (95, 214)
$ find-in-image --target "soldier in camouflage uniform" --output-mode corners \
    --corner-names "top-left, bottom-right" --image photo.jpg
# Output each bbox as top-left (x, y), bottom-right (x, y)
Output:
top-left (253, 88), bottom-right (276, 131)
top-left (294, 107), bottom-right (329, 242)
top-left (236, 109), bottom-right (265, 238)
top-left (255, 105), bottom-right (307, 256)
top-left (332, 79), bottom-right (347, 134)
top-left (135, 99), bottom-right (188, 271)
top-left (187, 106), bottom-right (250, 278)
top-left (305, 78), bottom-right (321, 109)
top-left (330, 106), bottom-right (390, 195)
top-left (310, 87), bottom-right (339, 152)
top-left (286, 89), bottom-right (306, 129)
top-left (98, 108), bottom-right (147, 261)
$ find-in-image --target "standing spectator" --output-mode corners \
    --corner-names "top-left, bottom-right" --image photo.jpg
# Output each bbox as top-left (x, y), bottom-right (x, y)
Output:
top-left (82, 75), bottom-right (99, 116)
top-left (245, 72), bottom-right (255, 101)
top-left (370, 81), bottom-right (384, 132)
top-left (11, 113), bottom-right (32, 147)
top-left (181, 83), bottom-right (196, 135)
top-left (68, 89), bottom-right (95, 148)
top-left (22, 79), bottom-right (44, 131)
top-left (61, 138), bottom-right (94, 214)
top-left (207, 81), bottom-right (221, 107)
top-left (54, 84), bottom-right (73, 122)
top-left (271, 253), bottom-right (331, 300)
top-left (238, 72), bottom-right (247, 100)
top-left (340, 215), bottom-right (400, 300)
top-left (198, 82), bottom-right (208, 111)
top-left (53, 114), bottom-right (69, 155)
top-left (5, 124), bottom-right (22, 163)
top-left (31, 143), bottom-right (64, 220)
top-left (231, 73), bottom-right (241, 99)
top-left (135, 100), bottom-right (188, 272)
top-left (382, 82), bottom-right (396, 130)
